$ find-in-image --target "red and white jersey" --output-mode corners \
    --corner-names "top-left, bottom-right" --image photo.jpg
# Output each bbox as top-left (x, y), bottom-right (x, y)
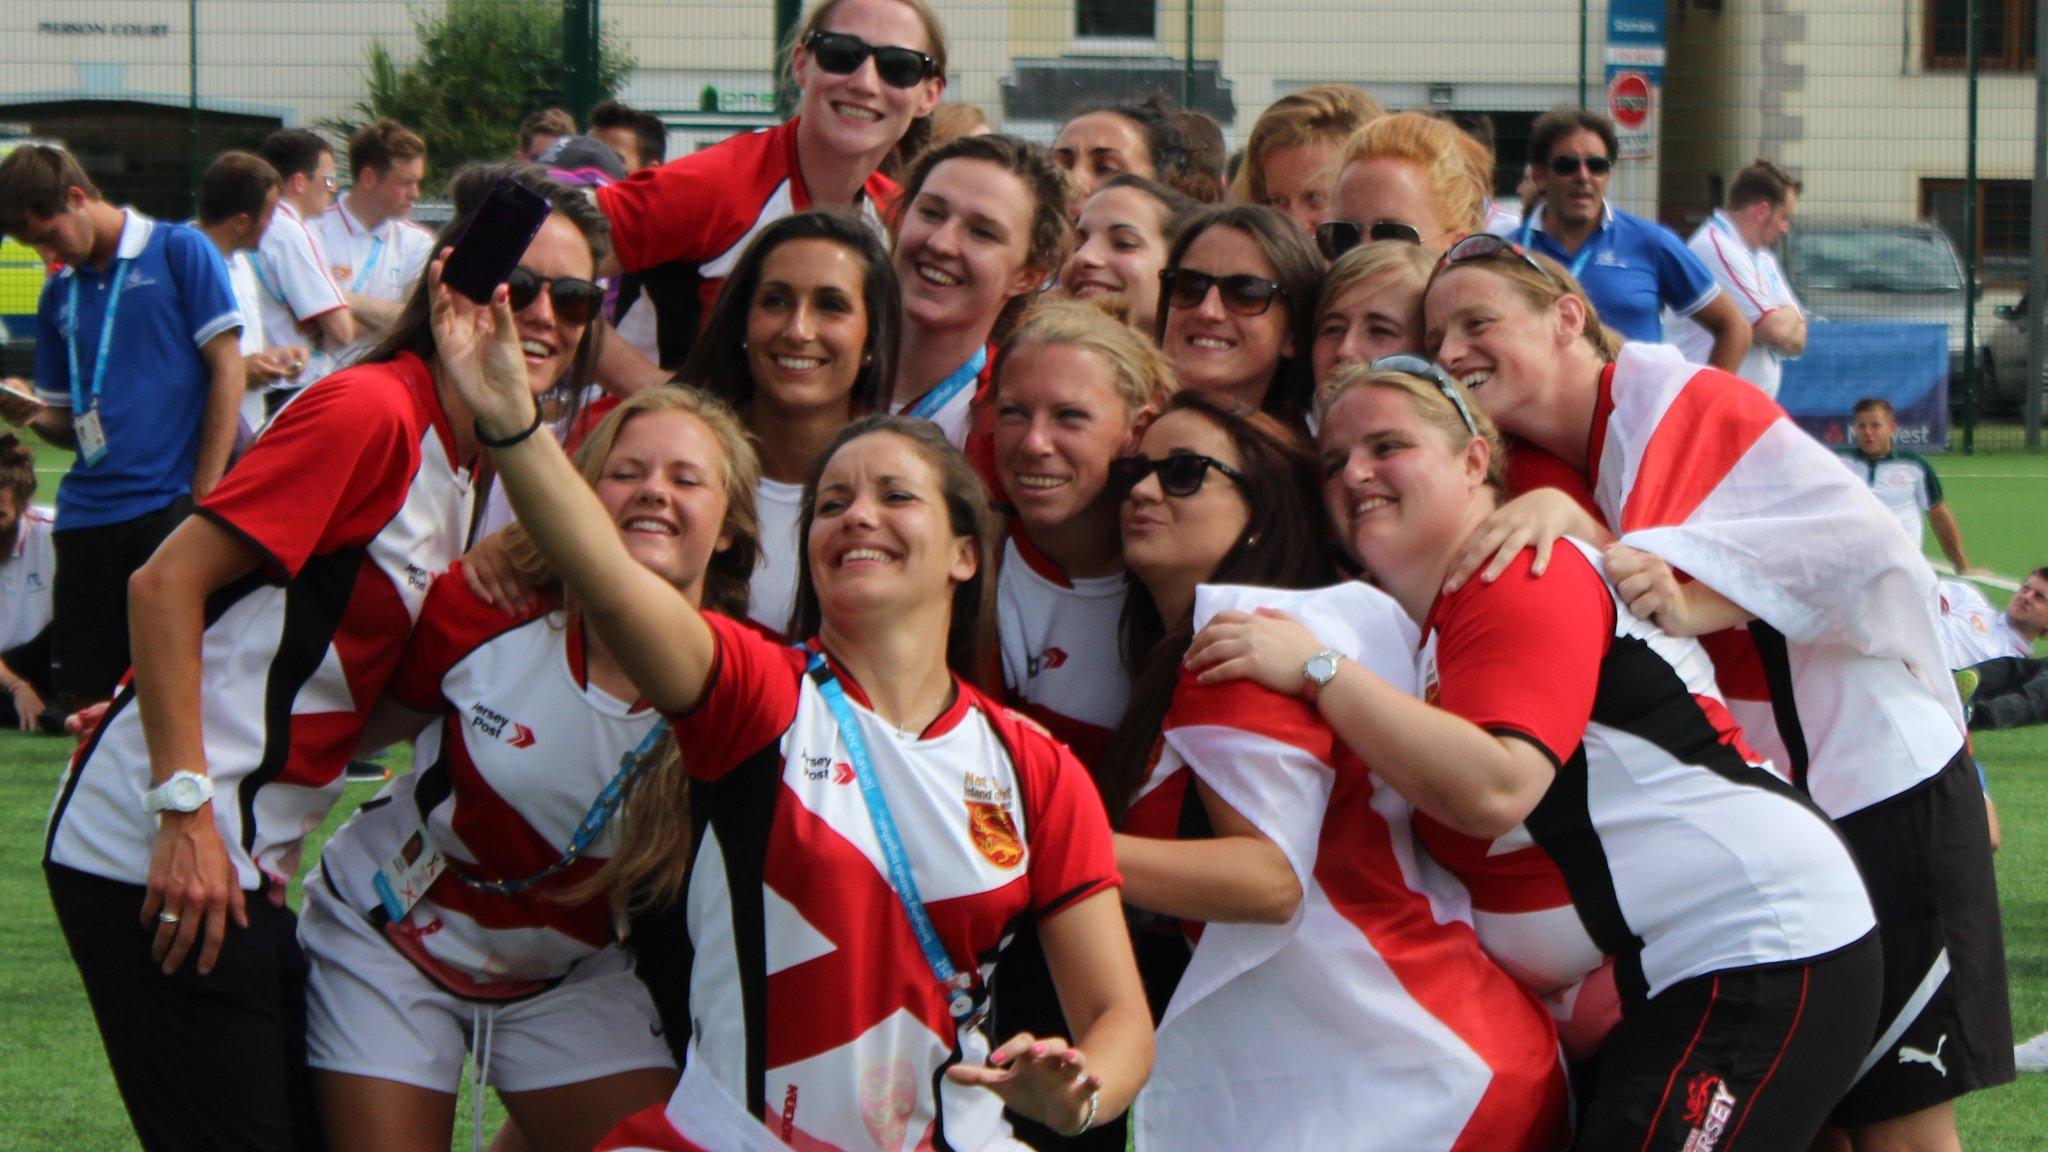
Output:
top-left (995, 532), bottom-right (1129, 769)
top-left (316, 573), bottom-right (660, 996)
top-left (251, 199), bottom-right (348, 391)
top-left (1417, 544), bottom-right (1875, 1009)
top-left (47, 353), bottom-right (475, 892)
top-left (597, 118), bottom-right (897, 366)
top-left (1934, 578), bottom-right (2034, 667)
top-left (0, 505), bottom-right (55, 651)
top-left (748, 478), bottom-right (804, 639)
top-left (1581, 343), bottom-right (1964, 817)
top-left (308, 197), bottom-right (436, 371)
top-left (645, 613), bottom-right (1117, 1152)
top-left (1135, 583), bottom-right (1570, 1152)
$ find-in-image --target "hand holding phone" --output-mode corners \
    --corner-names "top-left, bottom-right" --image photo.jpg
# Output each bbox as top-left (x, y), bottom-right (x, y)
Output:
top-left (439, 178), bottom-right (554, 306)
top-left (0, 378), bottom-right (44, 425)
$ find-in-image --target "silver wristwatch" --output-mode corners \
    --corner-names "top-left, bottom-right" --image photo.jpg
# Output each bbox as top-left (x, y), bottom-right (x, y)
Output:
top-left (1300, 649), bottom-right (1345, 703)
top-left (142, 771), bottom-right (214, 815)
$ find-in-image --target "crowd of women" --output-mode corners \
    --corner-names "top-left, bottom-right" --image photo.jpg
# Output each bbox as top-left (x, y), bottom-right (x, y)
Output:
top-left (41, 1), bottom-right (2013, 1151)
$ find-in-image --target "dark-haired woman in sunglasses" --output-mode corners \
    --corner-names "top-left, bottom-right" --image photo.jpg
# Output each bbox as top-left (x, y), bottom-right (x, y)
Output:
top-left (1322, 111), bottom-right (1492, 263)
top-left (592, 0), bottom-right (944, 382)
top-left (1155, 205), bottom-right (1321, 428)
top-left (42, 165), bottom-right (611, 1152)
top-left (1099, 390), bottom-right (1570, 1151)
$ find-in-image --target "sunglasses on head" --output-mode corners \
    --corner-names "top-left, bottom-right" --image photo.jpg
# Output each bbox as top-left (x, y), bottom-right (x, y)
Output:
top-left (1437, 233), bottom-right (1571, 294)
top-left (1547, 153), bottom-right (1613, 177)
top-left (1109, 452), bottom-right (1248, 501)
top-left (805, 30), bottom-right (937, 90)
top-left (1160, 268), bottom-right (1289, 317)
top-left (1314, 219), bottom-right (1424, 262)
top-left (507, 266), bottom-right (604, 326)
top-left (1366, 354), bottom-right (1481, 438)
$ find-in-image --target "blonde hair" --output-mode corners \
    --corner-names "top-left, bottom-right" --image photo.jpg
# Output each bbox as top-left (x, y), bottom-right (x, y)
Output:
top-left (1230, 84), bottom-right (1384, 207)
top-left (996, 296), bottom-right (1177, 418)
top-left (1425, 246), bottom-right (1625, 363)
top-left (1316, 241), bottom-right (1434, 327)
top-left (1321, 364), bottom-right (1507, 489)
top-left (1337, 112), bottom-right (1493, 237)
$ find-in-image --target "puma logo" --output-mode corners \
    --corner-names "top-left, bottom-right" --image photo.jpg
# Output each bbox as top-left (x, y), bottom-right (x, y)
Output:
top-left (1898, 1035), bottom-right (1948, 1077)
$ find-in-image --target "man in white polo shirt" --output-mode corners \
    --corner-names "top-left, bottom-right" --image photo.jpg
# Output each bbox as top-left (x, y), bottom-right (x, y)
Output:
top-left (308, 118), bottom-right (432, 371)
top-left (253, 129), bottom-right (352, 413)
top-left (1838, 397), bottom-right (1980, 574)
top-left (1671, 159), bottom-right (1806, 397)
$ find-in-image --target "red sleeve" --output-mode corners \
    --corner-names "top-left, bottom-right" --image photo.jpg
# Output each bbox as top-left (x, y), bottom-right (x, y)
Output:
top-left (666, 611), bottom-right (806, 780)
top-left (199, 362), bottom-right (421, 579)
top-left (387, 566), bottom-right (557, 712)
top-left (1504, 436), bottom-right (1604, 524)
top-left (596, 130), bottom-right (770, 274)
top-left (1432, 548), bottom-right (1611, 765)
top-left (1005, 706), bottom-right (1121, 917)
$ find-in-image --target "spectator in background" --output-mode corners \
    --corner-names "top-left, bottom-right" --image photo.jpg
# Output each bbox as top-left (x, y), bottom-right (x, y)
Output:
top-left (518, 106), bottom-right (577, 163)
top-left (1841, 397), bottom-right (1981, 573)
top-left (589, 99), bottom-right (668, 173)
top-left (1937, 570), bottom-right (2045, 670)
top-left (1453, 111), bottom-right (1523, 235)
top-left (1051, 96), bottom-right (1190, 202)
top-left (1671, 158), bottom-right (1805, 398)
top-left (1228, 83), bottom-right (1383, 237)
top-left (0, 144), bottom-right (243, 712)
top-left (1955, 572), bottom-right (2048, 733)
top-left (0, 434), bottom-right (57, 732)
top-left (254, 129), bottom-right (354, 413)
top-left (1169, 109), bottom-right (1227, 203)
top-left (308, 118), bottom-right (433, 370)
top-left (193, 152), bottom-right (301, 438)
top-left (1517, 107), bottom-right (1752, 370)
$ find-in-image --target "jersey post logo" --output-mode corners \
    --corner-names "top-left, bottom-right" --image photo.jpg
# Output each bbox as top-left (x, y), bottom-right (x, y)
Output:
top-left (1679, 1072), bottom-right (1737, 1151)
top-left (963, 771), bottom-right (1023, 869)
top-left (469, 703), bottom-right (536, 748)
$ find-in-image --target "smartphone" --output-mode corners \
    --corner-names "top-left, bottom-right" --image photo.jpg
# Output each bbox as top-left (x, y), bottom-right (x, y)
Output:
top-left (439, 177), bottom-right (554, 305)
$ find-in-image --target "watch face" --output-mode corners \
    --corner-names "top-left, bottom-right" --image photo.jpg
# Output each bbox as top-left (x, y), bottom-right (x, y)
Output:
top-left (1307, 654), bottom-right (1339, 683)
top-left (167, 776), bottom-right (204, 809)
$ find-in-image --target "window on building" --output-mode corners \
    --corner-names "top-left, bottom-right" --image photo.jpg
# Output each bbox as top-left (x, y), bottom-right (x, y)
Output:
top-left (1925, 0), bottom-right (2036, 71)
top-left (1922, 178), bottom-right (2034, 284)
top-left (1077, 0), bottom-right (1157, 40)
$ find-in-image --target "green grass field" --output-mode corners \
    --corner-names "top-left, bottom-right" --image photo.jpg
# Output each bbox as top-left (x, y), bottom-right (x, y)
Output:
top-left (2, 448), bottom-right (2045, 1149)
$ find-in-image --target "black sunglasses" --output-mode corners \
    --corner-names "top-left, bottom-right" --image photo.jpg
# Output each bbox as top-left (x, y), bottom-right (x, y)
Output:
top-left (1366, 354), bottom-right (1481, 438)
top-left (1160, 268), bottom-right (1290, 317)
top-left (1109, 452), bottom-right (1248, 501)
top-left (1547, 153), bottom-right (1613, 177)
top-left (507, 267), bottom-right (604, 326)
top-left (1437, 233), bottom-right (1570, 294)
top-left (805, 30), bottom-right (937, 90)
top-left (1314, 219), bottom-right (1424, 262)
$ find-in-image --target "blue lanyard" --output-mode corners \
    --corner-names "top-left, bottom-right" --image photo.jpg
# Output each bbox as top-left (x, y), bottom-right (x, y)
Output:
top-left (804, 651), bottom-right (983, 1027)
top-left (448, 721), bottom-right (668, 896)
top-left (349, 234), bottom-right (386, 294)
top-left (65, 259), bottom-right (131, 412)
top-left (905, 346), bottom-right (987, 421)
top-left (1520, 210), bottom-right (1609, 280)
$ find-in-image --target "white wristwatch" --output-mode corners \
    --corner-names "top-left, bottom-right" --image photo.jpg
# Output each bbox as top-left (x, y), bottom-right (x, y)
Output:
top-left (1300, 649), bottom-right (1345, 703)
top-left (142, 771), bottom-right (214, 815)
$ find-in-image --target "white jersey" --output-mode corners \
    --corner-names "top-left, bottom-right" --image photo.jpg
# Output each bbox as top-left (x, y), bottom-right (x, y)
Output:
top-left (0, 505), bottom-right (55, 651)
top-left (251, 199), bottom-right (348, 393)
top-left (1934, 579), bottom-right (2034, 667)
top-left (308, 197), bottom-right (435, 372)
top-left (1671, 210), bottom-right (1801, 397)
top-left (317, 579), bottom-right (660, 995)
top-left (224, 249), bottom-right (269, 432)
top-left (747, 477), bottom-right (803, 637)
top-left (995, 533), bottom-right (1129, 768)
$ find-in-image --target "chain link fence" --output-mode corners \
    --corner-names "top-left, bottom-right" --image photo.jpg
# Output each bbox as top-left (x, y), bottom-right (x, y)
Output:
top-left (2, 0), bottom-right (2041, 450)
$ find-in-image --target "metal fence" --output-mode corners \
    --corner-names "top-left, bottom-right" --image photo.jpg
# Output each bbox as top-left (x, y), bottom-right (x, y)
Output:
top-left (2, 0), bottom-right (2043, 450)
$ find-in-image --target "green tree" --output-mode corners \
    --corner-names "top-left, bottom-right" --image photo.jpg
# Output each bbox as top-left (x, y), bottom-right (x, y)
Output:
top-left (344, 0), bottom-right (634, 175)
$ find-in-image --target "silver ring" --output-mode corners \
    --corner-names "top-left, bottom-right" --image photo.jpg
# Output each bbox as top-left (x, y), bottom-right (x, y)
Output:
top-left (158, 911), bottom-right (181, 925)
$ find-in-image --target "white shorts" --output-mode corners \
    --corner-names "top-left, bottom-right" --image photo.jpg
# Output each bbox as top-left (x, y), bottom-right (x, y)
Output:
top-left (301, 874), bottom-right (676, 1094)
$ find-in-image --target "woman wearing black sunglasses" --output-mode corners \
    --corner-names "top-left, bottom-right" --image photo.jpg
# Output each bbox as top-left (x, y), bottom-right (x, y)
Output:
top-left (593, 0), bottom-right (944, 376)
top-left (1321, 111), bottom-right (1492, 263)
top-left (1098, 390), bottom-right (1570, 1151)
top-left (1155, 205), bottom-right (1321, 428)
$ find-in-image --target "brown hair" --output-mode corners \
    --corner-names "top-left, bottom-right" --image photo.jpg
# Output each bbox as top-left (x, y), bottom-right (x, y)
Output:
top-left (791, 0), bottom-right (950, 79)
top-left (1230, 84), bottom-right (1383, 208)
top-left (589, 100), bottom-right (668, 168)
top-left (1321, 364), bottom-right (1507, 490)
top-left (1315, 241), bottom-right (1434, 336)
top-left (0, 432), bottom-right (36, 503)
top-left (0, 145), bottom-right (98, 234)
top-left (1158, 204), bottom-right (1325, 420)
top-left (518, 108), bottom-right (577, 153)
top-left (1852, 397), bottom-right (1897, 419)
top-left (894, 134), bottom-right (1074, 337)
top-left (1727, 158), bottom-right (1802, 211)
top-left (197, 152), bottom-right (281, 226)
top-left (1529, 106), bottom-right (1619, 165)
top-left (789, 415), bottom-right (1002, 690)
top-left (995, 296), bottom-right (1177, 419)
top-left (1338, 112), bottom-right (1493, 237)
top-left (1424, 245), bottom-right (1624, 363)
top-left (1099, 391), bottom-right (1336, 819)
top-left (1169, 109), bottom-right (1228, 204)
top-left (347, 118), bottom-right (427, 178)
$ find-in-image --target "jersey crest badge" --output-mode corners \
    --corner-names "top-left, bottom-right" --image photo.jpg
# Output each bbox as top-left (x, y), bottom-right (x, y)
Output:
top-left (968, 801), bottom-right (1024, 869)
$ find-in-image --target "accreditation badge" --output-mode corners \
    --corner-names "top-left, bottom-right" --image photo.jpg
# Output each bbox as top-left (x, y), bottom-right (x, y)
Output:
top-left (75, 405), bottom-right (108, 467)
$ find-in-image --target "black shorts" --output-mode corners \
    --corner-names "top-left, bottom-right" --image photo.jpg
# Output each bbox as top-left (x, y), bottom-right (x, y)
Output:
top-left (1573, 935), bottom-right (1882, 1152)
top-left (1830, 747), bottom-right (2015, 1126)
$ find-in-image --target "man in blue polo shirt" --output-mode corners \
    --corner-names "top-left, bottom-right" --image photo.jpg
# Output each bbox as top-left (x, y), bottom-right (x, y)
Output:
top-left (1517, 107), bottom-right (1751, 371)
top-left (0, 144), bottom-right (243, 711)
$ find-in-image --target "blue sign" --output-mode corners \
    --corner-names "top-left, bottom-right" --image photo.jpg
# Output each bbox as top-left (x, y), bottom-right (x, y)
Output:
top-left (1779, 322), bottom-right (1952, 452)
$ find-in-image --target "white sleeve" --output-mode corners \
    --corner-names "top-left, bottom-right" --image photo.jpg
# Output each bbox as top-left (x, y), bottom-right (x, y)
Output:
top-left (1691, 226), bottom-right (1774, 324)
top-left (260, 218), bottom-right (348, 321)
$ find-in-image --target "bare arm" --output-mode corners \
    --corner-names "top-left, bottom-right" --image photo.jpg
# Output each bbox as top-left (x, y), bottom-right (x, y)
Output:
top-left (1604, 545), bottom-right (1756, 636)
top-left (1442, 487), bottom-right (1616, 593)
top-left (0, 380), bottom-right (76, 448)
top-left (311, 306), bottom-right (356, 348)
top-left (346, 291), bottom-right (404, 333)
top-left (1926, 503), bottom-right (1973, 573)
top-left (1754, 307), bottom-right (1806, 356)
top-left (192, 330), bottom-right (245, 498)
top-left (1114, 783), bottom-right (1303, 924)
top-left (1693, 294), bottom-right (1753, 373)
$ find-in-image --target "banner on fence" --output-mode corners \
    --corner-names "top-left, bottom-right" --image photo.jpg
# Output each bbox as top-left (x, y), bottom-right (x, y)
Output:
top-left (1779, 322), bottom-right (1952, 453)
